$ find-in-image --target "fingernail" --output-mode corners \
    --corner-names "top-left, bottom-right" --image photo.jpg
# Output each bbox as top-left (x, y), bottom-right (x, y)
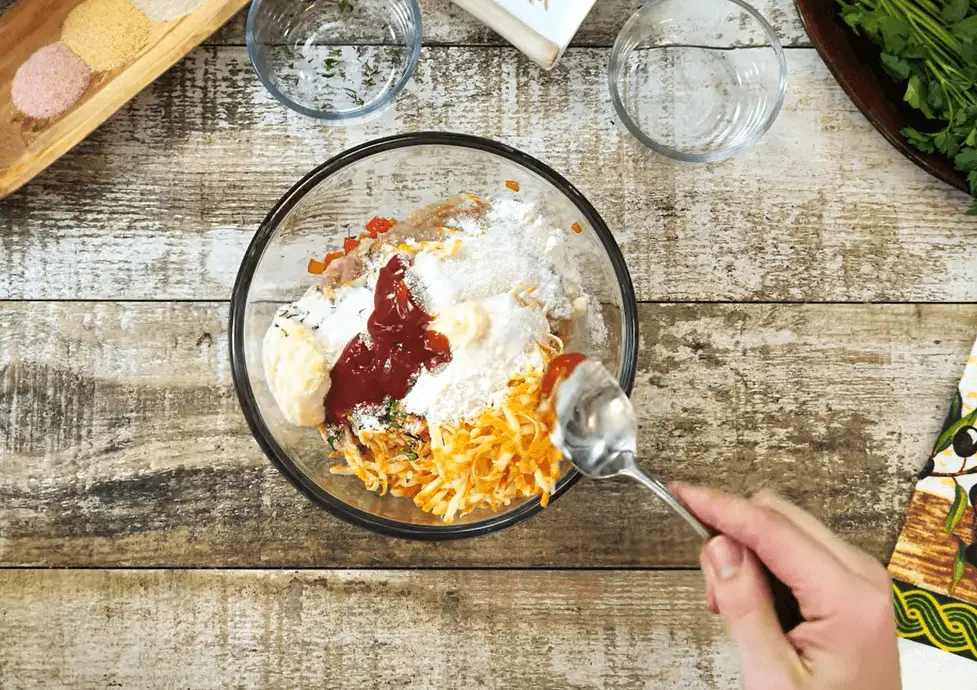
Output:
top-left (706, 536), bottom-right (744, 580)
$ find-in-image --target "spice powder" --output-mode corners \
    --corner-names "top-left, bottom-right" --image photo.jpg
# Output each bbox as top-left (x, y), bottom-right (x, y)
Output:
top-left (11, 42), bottom-right (91, 118)
top-left (62, 0), bottom-right (152, 72)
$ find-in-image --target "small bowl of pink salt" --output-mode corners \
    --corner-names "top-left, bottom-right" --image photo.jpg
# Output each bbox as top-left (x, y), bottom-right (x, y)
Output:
top-left (11, 42), bottom-right (91, 119)
top-left (229, 131), bottom-right (639, 539)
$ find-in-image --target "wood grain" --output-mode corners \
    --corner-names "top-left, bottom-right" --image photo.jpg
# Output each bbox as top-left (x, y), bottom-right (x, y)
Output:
top-left (2, 301), bottom-right (971, 567)
top-left (0, 569), bottom-right (733, 690)
top-left (205, 0), bottom-right (813, 48)
top-left (0, 0), bottom-right (249, 198)
top-left (2, 47), bottom-right (975, 302)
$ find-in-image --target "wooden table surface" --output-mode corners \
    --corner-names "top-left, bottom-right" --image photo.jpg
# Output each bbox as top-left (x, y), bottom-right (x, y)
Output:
top-left (3, 0), bottom-right (977, 687)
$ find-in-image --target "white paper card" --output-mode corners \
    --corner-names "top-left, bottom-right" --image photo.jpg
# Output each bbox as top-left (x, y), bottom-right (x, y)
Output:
top-left (450, 0), bottom-right (598, 69)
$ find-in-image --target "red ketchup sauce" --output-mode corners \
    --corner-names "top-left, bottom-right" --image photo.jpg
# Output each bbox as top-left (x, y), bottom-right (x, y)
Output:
top-left (540, 352), bottom-right (588, 401)
top-left (325, 255), bottom-right (451, 425)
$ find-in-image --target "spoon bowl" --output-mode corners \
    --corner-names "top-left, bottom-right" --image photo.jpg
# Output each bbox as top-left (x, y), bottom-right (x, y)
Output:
top-left (552, 360), bottom-right (711, 539)
top-left (550, 358), bottom-right (804, 631)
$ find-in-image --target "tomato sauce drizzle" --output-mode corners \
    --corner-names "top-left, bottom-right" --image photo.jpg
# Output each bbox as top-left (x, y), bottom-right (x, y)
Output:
top-left (540, 352), bottom-right (588, 400)
top-left (325, 255), bottom-right (451, 425)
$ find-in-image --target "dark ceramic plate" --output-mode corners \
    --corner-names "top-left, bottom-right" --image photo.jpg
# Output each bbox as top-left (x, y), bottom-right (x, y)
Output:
top-left (795, 0), bottom-right (967, 193)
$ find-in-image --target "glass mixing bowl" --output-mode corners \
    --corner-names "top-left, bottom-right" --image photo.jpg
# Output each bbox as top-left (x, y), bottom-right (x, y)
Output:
top-left (229, 132), bottom-right (639, 539)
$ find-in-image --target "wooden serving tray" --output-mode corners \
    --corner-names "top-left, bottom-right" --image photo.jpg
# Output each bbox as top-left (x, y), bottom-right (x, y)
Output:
top-left (0, 0), bottom-right (249, 198)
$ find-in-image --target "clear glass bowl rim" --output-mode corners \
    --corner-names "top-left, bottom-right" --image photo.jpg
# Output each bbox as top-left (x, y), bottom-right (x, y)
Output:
top-left (607, 0), bottom-right (789, 163)
top-left (244, 0), bottom-right (423, 121)
top-left (228, 131), bottom-right (640, 540)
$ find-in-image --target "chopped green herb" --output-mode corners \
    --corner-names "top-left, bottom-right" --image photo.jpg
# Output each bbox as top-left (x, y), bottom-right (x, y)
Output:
top-left (364, 77), bottom-right (375, 87)
top-left (840, 0), bottom-right (977, 211)
top-left (324, 58), bottom-right (342, 70)
top-left (283, 45), bottom-right (295, 59)
top-left (404, 450), bottom-right (418, 461)
top-left (327, 434), bottom-right (337, 450)
top-left (338, 0), bottom-right (354, 12)
top-left (343, 87), bottom-right (365, 106)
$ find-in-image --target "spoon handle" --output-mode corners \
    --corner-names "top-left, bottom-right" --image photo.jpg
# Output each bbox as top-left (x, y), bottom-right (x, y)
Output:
top-left (618, 456), bottom-right (804, 632)
top-left (619, 464), bottom-right (712, 540)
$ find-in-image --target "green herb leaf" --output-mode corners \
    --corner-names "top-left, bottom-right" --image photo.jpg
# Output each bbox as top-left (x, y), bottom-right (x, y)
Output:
top-left (968, 169), bottom-right (977, 196)
top-left (953, 15), bottom-right (977, 41)
top-left (903, 127), bottom-right (936, 153)
top-left (404, 450), bottom-right (418, 461)
top-left (927, 80), bottom-right (946, 111)
top-left (283, 46), bottom-right (295, 59)
top-left (955, 148), bottom-right (977, 172)
top-left (946, 483), bottom-right (969, 535)
top-left (327, 434), bottom-right (337, 450)
top-left (880, 52), bottom-right (911, 79)
top-left (338, 0), bottom-right (354, 12)
top-left (904, 74), bottom-right (924, 110)
top-left (951, 536), bottom-right (968, 594)
top-left (878, 14), bottom-right (911, 54)
top-left (943, 0), bottom-right (970, 25)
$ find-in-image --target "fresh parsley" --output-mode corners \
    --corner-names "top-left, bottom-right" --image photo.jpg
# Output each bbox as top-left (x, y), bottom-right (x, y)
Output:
top-left (338, 0), bottom-right (354, 12)
top-left (840, 0), bottom-right (977, 212)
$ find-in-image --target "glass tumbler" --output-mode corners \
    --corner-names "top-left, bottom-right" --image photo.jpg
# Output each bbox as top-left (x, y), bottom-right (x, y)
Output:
top-left (246, 0), bottom-right (422, 121)
top-left (609, 0), bottom-right (788, 162)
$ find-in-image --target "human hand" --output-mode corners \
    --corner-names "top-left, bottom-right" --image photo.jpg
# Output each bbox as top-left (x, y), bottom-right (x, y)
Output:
top-left (672, 484), bottom-right (901, 690)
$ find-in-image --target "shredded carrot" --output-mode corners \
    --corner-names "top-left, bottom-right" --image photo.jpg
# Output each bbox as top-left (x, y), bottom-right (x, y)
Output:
top-left (505, 180), bottom-right (520, 192)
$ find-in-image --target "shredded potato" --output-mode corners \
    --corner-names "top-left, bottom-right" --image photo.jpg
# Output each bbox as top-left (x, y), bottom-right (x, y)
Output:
top-left (324, 345), bottom-right (565, 524)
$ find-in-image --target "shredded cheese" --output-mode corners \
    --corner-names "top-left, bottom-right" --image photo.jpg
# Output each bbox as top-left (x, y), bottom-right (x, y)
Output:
top-left (326, 347), bottom-right (564, 523)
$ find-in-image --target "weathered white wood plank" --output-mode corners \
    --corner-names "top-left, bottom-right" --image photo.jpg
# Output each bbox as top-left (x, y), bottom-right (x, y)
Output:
top-left (1, 301), bottom-right (969, 567)
top-left (205, 1), bottom-right (812, 48)
top-left (2, 46), bottom-right (974, 302)
top-left (0, 569), bottom-right (736, 690)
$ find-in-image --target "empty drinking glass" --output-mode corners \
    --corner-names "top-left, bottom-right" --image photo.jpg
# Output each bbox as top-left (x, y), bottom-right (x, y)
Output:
top-left (608, 0), bottom-right (788, 162)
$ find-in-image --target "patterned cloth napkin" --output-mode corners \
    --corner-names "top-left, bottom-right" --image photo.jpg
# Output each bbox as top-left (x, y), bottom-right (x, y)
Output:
top-left (889, 339), bottom-right (977, 661)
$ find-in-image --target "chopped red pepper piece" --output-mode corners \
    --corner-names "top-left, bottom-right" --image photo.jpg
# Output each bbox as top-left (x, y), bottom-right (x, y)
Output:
top-left (323, 250), bottom-right (344, 266)
top-left (365, 216), bottom-right (395, 239)
top-left (343, 237), bottom-right (360, 253)
top-left (570, 222), bottom-right (583, 234)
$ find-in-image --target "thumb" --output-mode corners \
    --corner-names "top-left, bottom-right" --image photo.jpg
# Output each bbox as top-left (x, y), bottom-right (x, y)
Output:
top-left (703, 537), bottom-right (801, 690)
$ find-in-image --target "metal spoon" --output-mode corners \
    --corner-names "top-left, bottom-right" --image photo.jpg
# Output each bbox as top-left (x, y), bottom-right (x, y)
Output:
top-left (551, 358), bottom-right (803, 631)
